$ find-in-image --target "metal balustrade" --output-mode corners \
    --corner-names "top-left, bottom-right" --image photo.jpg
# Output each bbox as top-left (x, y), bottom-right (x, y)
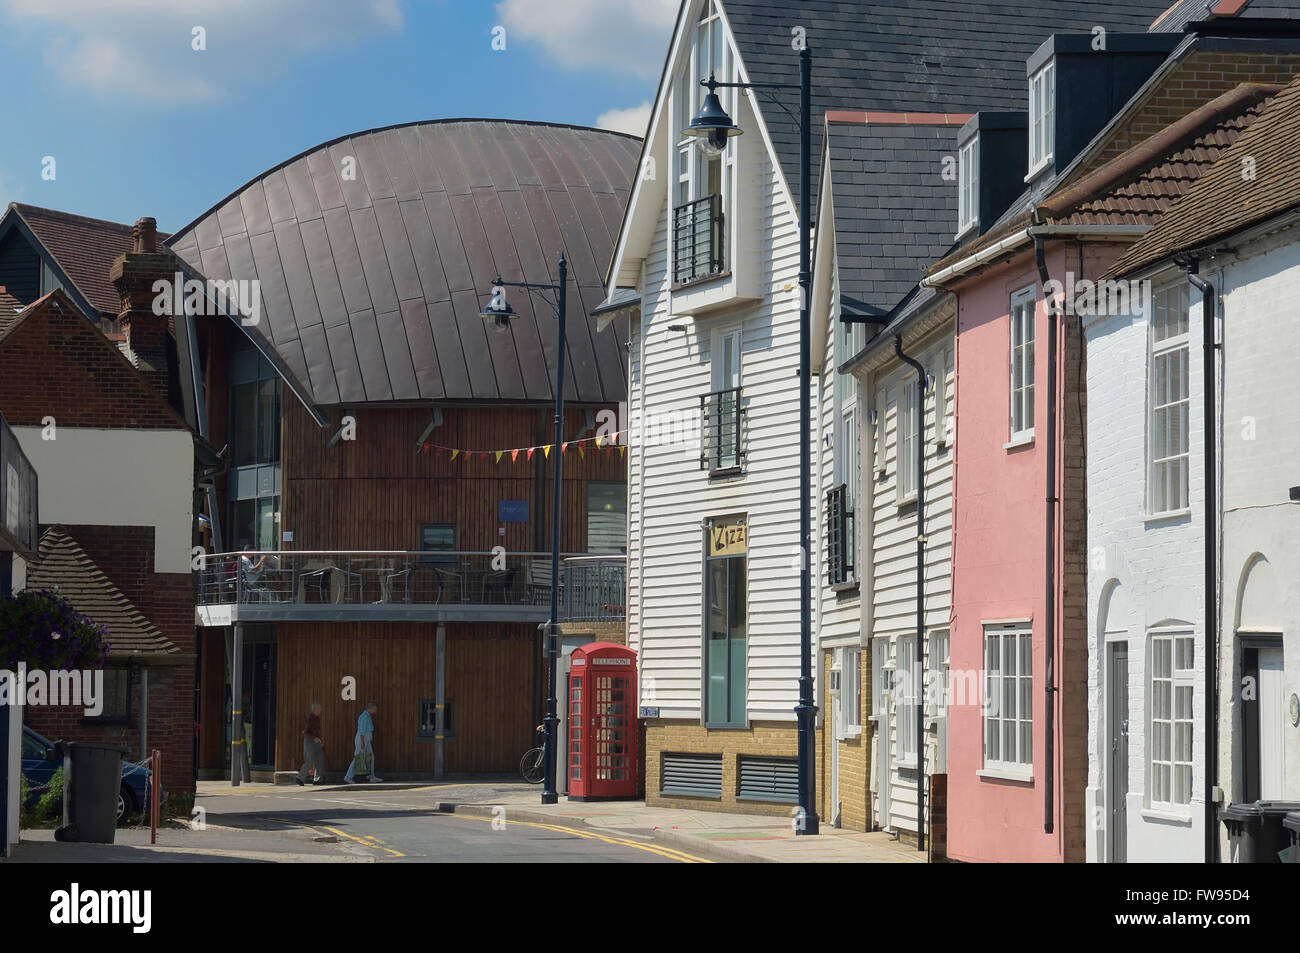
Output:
top-left (561, 555), bottom-right (626, 622)
top-left (196, 550), bottom-right (625, 623)
top-left (700, 387), bottom-right (744, 473)
top-left (673, 194), bottom-right (724, 285)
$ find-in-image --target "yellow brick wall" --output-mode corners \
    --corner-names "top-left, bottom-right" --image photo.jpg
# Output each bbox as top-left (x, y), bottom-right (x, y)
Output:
top-left (646, 720), bottom-right (802, 817)
top-left (820, 648), bottom-right (872, 831)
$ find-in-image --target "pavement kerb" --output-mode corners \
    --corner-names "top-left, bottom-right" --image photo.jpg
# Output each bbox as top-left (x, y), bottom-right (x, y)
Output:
top-left (440, 802), bottom-right (771, 863)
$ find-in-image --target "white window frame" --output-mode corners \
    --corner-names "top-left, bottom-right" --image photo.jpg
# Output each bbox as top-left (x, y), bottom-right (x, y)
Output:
top-left (1028, 60), bottom-right (1056, 176)
top-left (928, 630), bottom-right (950, 773)
top-left (958, 137), bottom-right (979, 236)
top-left (1148, 282), bottom-right (1191, 516)
top-left (834, 319), bottom-right (862, 580)
top-left (933, 346), bottom-right (950, 449)
top-left (1009, 287), bottom-right (1036, 443)
top-left (711, 325), bottom-right (742, 393)
top-left (897, 377), bottom-right (919, 504)
top-left (1148, 628), bottom-right (1194, 811)
top-left (673, 0), bottom-right (734, 275)
top-left (836, 646), bottom-right (863, 738)
top-left (983, 625), bottom-right (1033, 775)
top-left (896, 636), bottom-right (918, 767)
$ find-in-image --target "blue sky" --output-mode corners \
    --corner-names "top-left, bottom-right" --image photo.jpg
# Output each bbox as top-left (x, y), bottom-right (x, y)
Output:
top-left (0, 0), bottom-right (675, 232)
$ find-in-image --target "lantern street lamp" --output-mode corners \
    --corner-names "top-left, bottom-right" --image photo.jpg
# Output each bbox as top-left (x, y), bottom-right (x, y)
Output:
top-left (684, 47), bottom-right (819, 835)
top-left (480, 255), bottom-right (569, 806)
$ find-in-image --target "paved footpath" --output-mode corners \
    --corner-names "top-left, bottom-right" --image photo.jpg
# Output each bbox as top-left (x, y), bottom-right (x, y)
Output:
top-left (438, 787), bottom-right (926, 863)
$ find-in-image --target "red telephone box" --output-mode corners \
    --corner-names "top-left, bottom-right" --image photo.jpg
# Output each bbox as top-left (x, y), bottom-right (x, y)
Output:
top-left (567, 642), bottom-right (638, 800)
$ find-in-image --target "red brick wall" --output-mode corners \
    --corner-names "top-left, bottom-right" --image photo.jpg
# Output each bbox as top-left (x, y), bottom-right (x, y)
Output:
top-left (0, 289), bottom-right (187, 430)
top-left (24, 661), bottom-right (194, 797)
top-left (27, 523), bottom-right (198, 795)
top-left (1080, 50), bottom-right (1300, 174)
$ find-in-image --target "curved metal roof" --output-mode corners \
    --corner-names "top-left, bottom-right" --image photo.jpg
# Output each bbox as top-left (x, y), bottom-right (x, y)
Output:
top-left (167, 119), bottom-right (641, 407)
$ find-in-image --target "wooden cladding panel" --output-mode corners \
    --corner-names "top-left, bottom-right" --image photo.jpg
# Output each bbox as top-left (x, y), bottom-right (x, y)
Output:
top-left (281, 399), bottom-right (623, 552)
top-left (198, 629), bottom-right (226, 769)
top-left (275, 622), bottom-right (537, 775)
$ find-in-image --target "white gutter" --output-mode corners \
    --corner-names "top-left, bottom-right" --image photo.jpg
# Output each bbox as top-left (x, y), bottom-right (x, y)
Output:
top-left (921, 224), bottom-right (1153, 289)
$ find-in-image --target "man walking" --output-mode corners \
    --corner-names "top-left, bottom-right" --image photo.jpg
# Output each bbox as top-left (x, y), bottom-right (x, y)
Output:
top-left (345, 702), bottom-right (383, 783)
top-left (296, 701), bottom-right (325, 785)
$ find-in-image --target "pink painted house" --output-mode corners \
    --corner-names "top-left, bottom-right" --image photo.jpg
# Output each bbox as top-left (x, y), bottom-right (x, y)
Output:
top-left (919, 24), bottom-right (1283, 861)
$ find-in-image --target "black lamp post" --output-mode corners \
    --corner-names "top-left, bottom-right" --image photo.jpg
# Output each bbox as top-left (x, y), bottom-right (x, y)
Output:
top-left (480, 256), bottom-right (569, 805)
top-left (685, 48), bottom-right (818, 835)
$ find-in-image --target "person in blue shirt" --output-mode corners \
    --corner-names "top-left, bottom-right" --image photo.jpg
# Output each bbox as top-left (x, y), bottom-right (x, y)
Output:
top-left (344, 702), bottom-right (382, 783)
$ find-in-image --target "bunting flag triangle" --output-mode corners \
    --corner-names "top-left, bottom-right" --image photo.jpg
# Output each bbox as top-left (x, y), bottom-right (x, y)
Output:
top-left (527, 447), bottom-right (535, 461)
top-left (449, 449), bottom-right (460, 462)
top-left (561, 442), bottom-right (569, 454)
top-left (495, 450), bottom-right (504, 464)
top-left (619, 445), bottom-right (627, 458)
top-left (511, 449), bottom-right (520, 463)
top-left (594, 434), bottom-right (604, 449)
top-left (543, 445), bottom-right (552, 459)
top-left (578, 444), bottom-right (585, 459)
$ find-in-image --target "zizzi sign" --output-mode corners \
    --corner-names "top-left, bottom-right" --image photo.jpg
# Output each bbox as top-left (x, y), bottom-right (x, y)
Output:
top-left (709, 519), bottom-right (747, 556)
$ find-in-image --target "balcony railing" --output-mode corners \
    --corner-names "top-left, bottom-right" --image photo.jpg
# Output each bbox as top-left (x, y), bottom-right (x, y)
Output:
top-left (0, 412), bottom-right (38, 557)
top-left (826, 484), bottom-right (855, 587)
top-left (197, 550), bottom-right (603, 622)
top-left (561, 555), bottom-right (626, 622)
top-left (700, 387), bottom-right (744, 473)
top-left (673, 194), bottom-right (724, 285)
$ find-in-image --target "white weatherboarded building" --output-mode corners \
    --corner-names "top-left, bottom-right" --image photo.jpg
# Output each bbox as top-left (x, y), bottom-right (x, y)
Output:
top-left (602, 0), bottom-right (816, 813)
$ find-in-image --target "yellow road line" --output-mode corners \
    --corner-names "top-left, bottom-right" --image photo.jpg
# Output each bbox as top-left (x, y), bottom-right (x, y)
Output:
top-left (445, 811), bottom-right (712, 863)
top-left (320, 825), bottom-right (405, 857)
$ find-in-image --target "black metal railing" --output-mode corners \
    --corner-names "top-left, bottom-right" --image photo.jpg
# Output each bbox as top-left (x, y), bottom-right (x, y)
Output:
top-left (0, 412), bottom-right (38, 556)
top-left (700, 387), bottom-right (744, 472)
top-left (561, 555), bottom-right (626, 622)
top-left (196, 550), bottom-right (593, 609)
top-left (826, 484), bottom-right (855, 586)
top-left (673, 194), bottom-right (724, 285)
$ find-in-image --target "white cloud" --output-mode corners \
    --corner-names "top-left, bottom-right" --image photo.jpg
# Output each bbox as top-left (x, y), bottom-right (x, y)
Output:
top-left (496, 0), bottom-right (678, 79)
top-left (596, 101), bottom-right (652, 137)
top-left (0, 0), bottom-right (405, 104)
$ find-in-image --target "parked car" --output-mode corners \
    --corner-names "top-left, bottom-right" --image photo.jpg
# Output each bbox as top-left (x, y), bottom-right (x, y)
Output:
top-left (20, 726), bottom-right (156, 824)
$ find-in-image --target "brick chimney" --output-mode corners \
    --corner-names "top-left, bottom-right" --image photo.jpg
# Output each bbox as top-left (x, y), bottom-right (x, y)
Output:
top-left (110, 217), bottom-right (178, 400)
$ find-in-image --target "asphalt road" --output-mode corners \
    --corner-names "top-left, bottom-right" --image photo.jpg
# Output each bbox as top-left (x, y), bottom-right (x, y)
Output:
top-left (197, 781), bottom-right (699, 863)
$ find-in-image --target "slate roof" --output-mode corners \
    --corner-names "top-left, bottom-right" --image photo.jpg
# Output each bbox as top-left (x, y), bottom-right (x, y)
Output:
top-left (723, 0), bottom-right (1173, 204)
top-left (24, 528), bottom-right (178, 659)
top-left (165, 120), bottom-right (641, 408)
top-left (1108, 72), bottom-right (1300, 276)
top-left (927, 83), bottom-right (1278, 277)
top-left (7, 204), bottom-right (167, 318)
top-left (824, 116), bottom-right (967, 320)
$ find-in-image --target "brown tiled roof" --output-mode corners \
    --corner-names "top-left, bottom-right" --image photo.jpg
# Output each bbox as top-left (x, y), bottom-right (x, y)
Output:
top-left (927, 83), bottom-right (1280, 280)
top-left (10, 204), bottom-right (170, 318)
top-left (1109, 72), bottom-right (1300, 277)
top-left (0, 287), bottom-right (23, 336)
top-left (23, 528), bottom-right (178, 659)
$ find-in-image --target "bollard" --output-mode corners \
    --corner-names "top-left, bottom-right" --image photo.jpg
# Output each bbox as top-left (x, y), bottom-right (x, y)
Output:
top-left (150, 749), bottom-right (161, 844)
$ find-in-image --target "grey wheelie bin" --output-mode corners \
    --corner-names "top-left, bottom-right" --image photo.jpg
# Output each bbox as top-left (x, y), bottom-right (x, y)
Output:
top-left (52, 742), bottom-right (125, 844)
top-left (1220, 800), bottom-right (1300, 863)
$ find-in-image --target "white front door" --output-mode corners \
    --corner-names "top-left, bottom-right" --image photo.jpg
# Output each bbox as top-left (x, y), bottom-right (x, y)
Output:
top-left (873, 638), bottom-right (890, 829)
top-left (1258, 647), bottom-right (1286, 799)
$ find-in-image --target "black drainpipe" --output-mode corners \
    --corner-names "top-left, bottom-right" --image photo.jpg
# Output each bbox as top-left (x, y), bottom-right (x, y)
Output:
top-left (1187, 260), bottom-right (1219, 864)
top-left (1033, 234), bottom-right (1058, 837)
top-left (894, 334), bottom-right (927, 853)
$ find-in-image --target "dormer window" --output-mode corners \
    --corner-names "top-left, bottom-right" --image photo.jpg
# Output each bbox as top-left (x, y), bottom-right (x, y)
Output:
top-left (1028, 61), bottom-right (1055, 175)
top-left (673, 0), bottom-right (734, 286)
top-left (957, 137), bottom-right (979, 236)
